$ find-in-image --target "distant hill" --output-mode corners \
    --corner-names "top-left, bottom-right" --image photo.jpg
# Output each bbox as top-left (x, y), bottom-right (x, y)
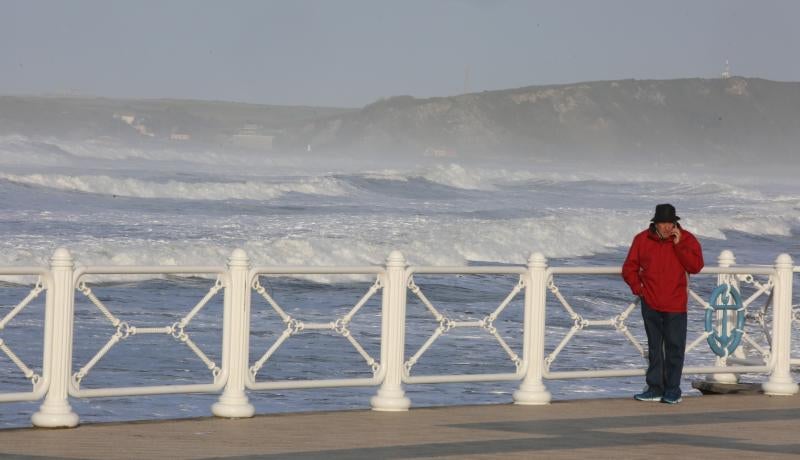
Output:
top-left (0, 95), bottom-right (356, 146)
top-left (3, 78), bottom-right (798, 164)
top-left (276, 77), bottom-right (800, 163)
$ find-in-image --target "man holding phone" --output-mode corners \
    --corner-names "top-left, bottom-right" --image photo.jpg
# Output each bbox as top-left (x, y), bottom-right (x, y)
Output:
top-left (622, 203), bottom-right (704, 404)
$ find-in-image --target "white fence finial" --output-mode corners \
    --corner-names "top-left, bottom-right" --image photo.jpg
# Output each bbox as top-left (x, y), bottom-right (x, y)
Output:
top-left (228, 248), bottom-right (248, 265)
top-left (717, 250), bottom-right (735, 266)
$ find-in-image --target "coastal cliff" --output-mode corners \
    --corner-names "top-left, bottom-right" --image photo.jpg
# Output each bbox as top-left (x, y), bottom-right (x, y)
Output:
top-left (2, 77), bottom-right (798, 164)
top-left (276, 77), bottom-right (800, 162)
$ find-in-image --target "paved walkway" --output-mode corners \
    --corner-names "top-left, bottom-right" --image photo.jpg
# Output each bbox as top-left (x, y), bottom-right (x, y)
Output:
top-left (0, 392), bottom-right (798, 459)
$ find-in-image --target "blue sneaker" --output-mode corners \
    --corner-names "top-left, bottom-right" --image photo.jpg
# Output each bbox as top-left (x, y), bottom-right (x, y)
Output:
top-left (634, 389), bottom-right (663, 401)
top-left (661, 392), bottom-right (682, 404)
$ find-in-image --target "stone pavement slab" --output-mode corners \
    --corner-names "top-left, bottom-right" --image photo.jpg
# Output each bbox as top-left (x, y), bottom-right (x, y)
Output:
top-left (0, 393), bottom-right (798, 459)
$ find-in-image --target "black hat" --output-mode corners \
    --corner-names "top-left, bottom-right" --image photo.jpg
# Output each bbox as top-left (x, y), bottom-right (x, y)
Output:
top-left (651, 203), bottom-right (680, 223)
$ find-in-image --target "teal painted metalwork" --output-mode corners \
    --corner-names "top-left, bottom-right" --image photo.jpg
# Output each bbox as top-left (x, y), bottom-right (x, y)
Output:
top-left (704, 284), bottom-right (745, 357)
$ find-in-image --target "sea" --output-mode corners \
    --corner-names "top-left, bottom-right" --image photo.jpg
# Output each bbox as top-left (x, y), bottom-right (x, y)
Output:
top-left (0, 134), bottom-right (798, 428)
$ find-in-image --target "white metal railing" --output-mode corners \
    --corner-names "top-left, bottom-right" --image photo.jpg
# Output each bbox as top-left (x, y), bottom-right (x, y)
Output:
top-left (0, 267), bottom-right (50, 403)
top-left (403, 266), bottom-right (528, 385)
top-left (0, 248), bottom-right (796, 427)
top-left (246, 265), bottom-right (386, 390)
top-left (791, 266), bottom-right (800, 367)
top-left (543, 265), bottom-right (776, 380)
top-left (544, 266), bottom-right (644, 379)
top-left (70, 265), bottom-right (227, 398)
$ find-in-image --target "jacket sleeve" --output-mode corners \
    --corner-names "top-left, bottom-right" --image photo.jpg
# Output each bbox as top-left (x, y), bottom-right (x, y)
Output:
top-left (674, 232), bottom-right (704, 274)
top-left (622, 235), bottom-right (643, 296)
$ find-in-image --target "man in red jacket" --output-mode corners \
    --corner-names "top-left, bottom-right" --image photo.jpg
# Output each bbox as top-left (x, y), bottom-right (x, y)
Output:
top-left (622, 204), bottom-right (704, 404)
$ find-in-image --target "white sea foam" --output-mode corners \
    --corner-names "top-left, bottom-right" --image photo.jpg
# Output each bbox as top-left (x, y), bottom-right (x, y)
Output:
top-left (3, 134), bottom-right (799, 428)
top-left (0, 172), bottom-right (351, 200)
top-left (421, 163), bottom-right (496, 190)
top-left (0, 205), bottom-right (794, 284)
top-left (359, 162), bottom-right (790, 198)
top-left (358, 170), bottom-right (410, 182)
top-left (2, 136), bottom-right (798, 282)
top-left (0, 134), bottom-right (292, 175)
top-left (691, 213), bottom-right (793, 239)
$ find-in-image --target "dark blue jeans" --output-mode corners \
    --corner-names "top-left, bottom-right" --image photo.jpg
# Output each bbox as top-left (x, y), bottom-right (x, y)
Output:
top-left (641, 300), bottom-right (687, 397)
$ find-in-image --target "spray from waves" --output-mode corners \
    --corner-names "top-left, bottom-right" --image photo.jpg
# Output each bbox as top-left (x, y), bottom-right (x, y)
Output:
top-left (357, 163), bottom-right (796, 203)
top-left (420, 164), bottom-right (495, 190)
top-left (0, 172), bottom-right (352, 200)
top-left (692, 212), bottom-right (793, 239)
top-left (0, 134), bottom-right (288, 173)
top-left (3, 133), bottom-right (793, 199)
top-left (0, 135), bottom-right (85, 167)
top-left (2, 205), bottom-right (793, 284)
top-left (0, 134), bottom-right (168, 163)
top-left (353, 164), bottom-right (491, 191)
top-left (358, 164), bottom-right (561, 190)
top-left (644, 182), bottom-right (772, 202)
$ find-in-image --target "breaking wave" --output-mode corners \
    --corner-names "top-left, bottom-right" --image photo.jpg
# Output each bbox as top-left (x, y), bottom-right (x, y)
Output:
top-left (0, 172), bottom-right (351, 200)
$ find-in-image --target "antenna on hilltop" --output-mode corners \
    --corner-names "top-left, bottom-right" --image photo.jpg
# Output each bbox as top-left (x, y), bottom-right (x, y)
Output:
top-left (721, 60), bottom-right (731, 79)
top-left (464, 66), bottom-right (471, 94)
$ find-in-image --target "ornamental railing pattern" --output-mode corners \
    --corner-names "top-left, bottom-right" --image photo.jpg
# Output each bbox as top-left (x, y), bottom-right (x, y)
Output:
top-left (0, 248), bottom-right (796, 427)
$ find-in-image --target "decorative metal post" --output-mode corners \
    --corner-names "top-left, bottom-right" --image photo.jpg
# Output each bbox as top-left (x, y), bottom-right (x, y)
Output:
top-left (32, 248), bottom-right (79, 427)
top-left (707, 250), bottom-right (740, 384)
top-left (371, 251), bottom-right (411, 411)
top-left (514, 252), bottom-right (551, 404)
top-left (212, 249), bottom-right (255, 417)
top-left (762, 254), bottom-right (799, 395)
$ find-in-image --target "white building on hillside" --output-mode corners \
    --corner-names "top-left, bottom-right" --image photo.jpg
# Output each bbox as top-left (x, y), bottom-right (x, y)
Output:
top-left (231, 124), bottom-right (275, 150)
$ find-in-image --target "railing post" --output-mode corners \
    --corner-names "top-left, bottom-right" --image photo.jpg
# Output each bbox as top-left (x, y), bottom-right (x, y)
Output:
top-left (707, 249), bottom-right (740, 384)
top-left (371, 251), bottom-right (410, 411)
top-left (31, 248), bottom-right (79, 427)
top-left (212, 249), bottom-right (255, 417)
top-left (762, 253), bottom-right (799, 395)
top-left (514, 252), bottom-right (551, 405)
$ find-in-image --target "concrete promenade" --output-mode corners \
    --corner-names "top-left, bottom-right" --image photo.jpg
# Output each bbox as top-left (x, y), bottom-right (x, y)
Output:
top-left (0, 392), bottom-right (798, 459)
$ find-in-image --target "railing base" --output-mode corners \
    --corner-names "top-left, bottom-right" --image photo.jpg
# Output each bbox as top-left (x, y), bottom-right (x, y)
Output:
top-left (513, 384), bottom-right (551, 405)
top-left (762, 380), bottom-right (799, 396)
top-left (691, 380), bottom-right (761, 395)
top-left (211, 397), bottom-right (255, 418)
top-left (705, 372), bottom-right (739, 384)
top-left (371, 389), bottom-right (410, 411)
top-left (31, 402), bottom-right (79, 428)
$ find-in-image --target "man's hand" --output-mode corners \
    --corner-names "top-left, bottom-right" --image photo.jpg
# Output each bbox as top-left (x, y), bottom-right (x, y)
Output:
top-left (671, 227), bottom-right (681, 244)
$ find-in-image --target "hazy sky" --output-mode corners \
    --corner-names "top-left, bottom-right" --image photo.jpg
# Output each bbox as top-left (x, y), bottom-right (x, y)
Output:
top-left (2, 0), bottom-right (798, 107)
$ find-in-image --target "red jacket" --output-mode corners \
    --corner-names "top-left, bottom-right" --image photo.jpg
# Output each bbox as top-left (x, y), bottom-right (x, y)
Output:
top-left (622, 226), bottom-right (704, 312)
